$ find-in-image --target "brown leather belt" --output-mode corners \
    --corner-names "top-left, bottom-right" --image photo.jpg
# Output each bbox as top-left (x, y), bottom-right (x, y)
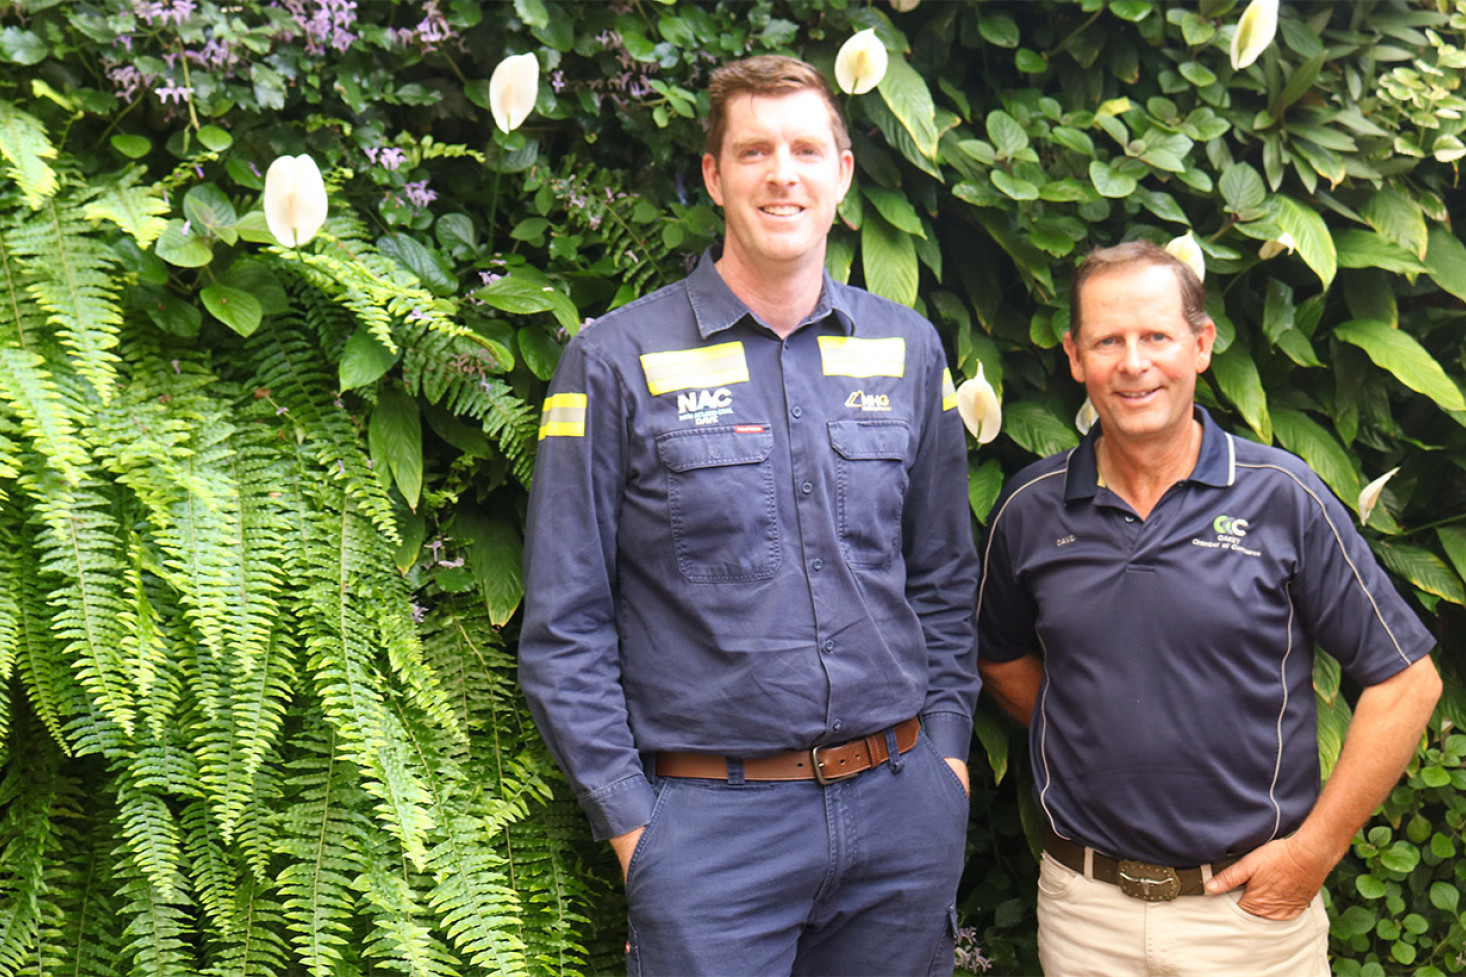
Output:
top-left (655, 717), bottom-right (921, 786)
top-left (1044, 827), bottom-right (1240, 902)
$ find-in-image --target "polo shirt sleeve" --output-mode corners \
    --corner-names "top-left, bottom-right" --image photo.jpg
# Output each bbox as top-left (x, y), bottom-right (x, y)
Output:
top-left (1291, 466), bottom-right (1436, 686)
top-left (901, 343), bottom-right (981, 761)
top-left (518, 336), bottom-right (654, 842)
top-left (975, 484), bottom-right (1041, 664)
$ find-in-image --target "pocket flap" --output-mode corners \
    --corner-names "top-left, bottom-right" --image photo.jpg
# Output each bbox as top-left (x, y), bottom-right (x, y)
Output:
top-left (656, 425), bottom-right (773, 472)
top-left (827, 419), bottom-right (909, 461)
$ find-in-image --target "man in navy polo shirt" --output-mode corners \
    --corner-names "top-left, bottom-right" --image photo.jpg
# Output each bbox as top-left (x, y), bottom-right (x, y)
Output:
top-left (520, 56), bottom-right (977, 975)
top-left (977, 241), bottom-right (1440, 976)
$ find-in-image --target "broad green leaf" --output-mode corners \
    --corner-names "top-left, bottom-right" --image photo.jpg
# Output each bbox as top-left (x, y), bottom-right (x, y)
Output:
top-left (369, 387), bottom-right (423, 510)
top-left (862, 187), bottom-right (925, 237)
top-left (1335, 230), bottom-right (1430, 275)
top-left (110, 134), bottom-right (150, 159)
top-left (153, 218), bottom-right (214, 267)
top-left (196, 125), bottom-right (232, 151)
top-left (183, 184), bottom-right (239, 240)
top-left (1362, 188), bottom-right (1428, 259)
top-left (0, 27), bottom-right (47, 65)
top-left (1089, 159), bottom-right (1137, 198)
top-left (985, 110), bottom-right (1029, 159)
top-left (200, 285), bottom-right (262, 337)
top-left (876, 57), bottom-right (938, 160)
top-left (1355, 875), bottom-right (1387, 900)
top-left (1003, 401), bottom-right (1079, 458)
top-left (133, 286), bottom-right (201, 338)
top-left (969, 457), bottom-right (1004, 525)
top-left (1209, 347), bottom-right (1271, 443)
top-left (1437, 526), bottom-right (1466, 584)
top-left (1333, 319), bottom-right (1466, 413)
top-left (377, 232), bottom-right (457, 296)
top-left (1050, 127), bottom-right (1095, 156)
top-left (1430, 882), bottom-right (1460, 914)
top-left (1268, 195), bottom-right (1335, 288)
top-left (1262, 279), bottom-right (1294, 345)
top-left (517, 326), bottom-right (562, 381)
top-left (991, 170), bottom-right (1039, 200)
top-left (515, 0), bottom-right (550, 28)
top-left (978, 15), bottom-right (1020, 48)
top-left (1424, 224), bottom-right (1466, 302)
top-left (973, 702), bottom-right (1009, 783)
top-left (455, 510), bottom-right (525, 626)
top-left (861, 212), bottom-right (919, 308)
top-left (339, 330), bottom-right (399, 391)
top-left (1109, 0), bottom-right (1153, 22)
top-left (1373, 540), bottom-right (1466, 607)
top-left (1271, 409), bottom-right (1360, 508)
top-left (1276, 54), bottom-right (1325, 114)
top-left (825, 231), bottom-right (855, 284)
top-left (220, 260), bottom-right (289, 315)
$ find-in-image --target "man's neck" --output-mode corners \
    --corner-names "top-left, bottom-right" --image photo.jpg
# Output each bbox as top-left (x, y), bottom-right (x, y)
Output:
top-left (1095, 419), bottom-right (1203, 520)
top-left (714, 251), bottom-right (826, 338)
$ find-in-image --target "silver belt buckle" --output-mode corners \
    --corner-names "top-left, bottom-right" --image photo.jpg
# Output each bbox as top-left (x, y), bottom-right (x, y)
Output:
top-left (1117, 860), bottom-right (1181, 902)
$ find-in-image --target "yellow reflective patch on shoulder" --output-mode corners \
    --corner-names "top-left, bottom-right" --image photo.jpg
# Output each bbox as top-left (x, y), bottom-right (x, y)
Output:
top-left (942, 368), bottom-right (958, 412)
top-left (819, 336), bottom-right (906, 378)
top-left (538, 392), bottom-right (587, 439)
top-left (640, 342), bottom-right (749, 396)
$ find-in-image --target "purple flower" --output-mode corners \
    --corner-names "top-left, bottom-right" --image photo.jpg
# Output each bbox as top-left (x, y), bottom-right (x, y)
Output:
top-left (156, 84), bottom-right (194, 104)
top-left (403, 180), bottom-right (437, 208)
top-left (409, 601), bottom-right (427, 623)
top-left (180, 219), bottom-right (192, 236)
top-left (379, 147), bottom-right (406, 170)
top-left (550, 69), bottom-right (566, 93)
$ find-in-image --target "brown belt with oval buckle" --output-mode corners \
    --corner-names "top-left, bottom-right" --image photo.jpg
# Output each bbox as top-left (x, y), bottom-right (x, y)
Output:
top-left (1044, 827), bottom-right (1239, 901)
top-left (654, 717), bottom-right (921, 784)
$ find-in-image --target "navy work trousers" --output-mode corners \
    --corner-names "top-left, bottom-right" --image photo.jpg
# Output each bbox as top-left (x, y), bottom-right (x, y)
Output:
top-left (624, 732), bottom-right (969, 976)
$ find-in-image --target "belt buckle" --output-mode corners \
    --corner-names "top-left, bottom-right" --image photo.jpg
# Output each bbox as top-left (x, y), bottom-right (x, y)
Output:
top-left (1117, 860), bottom-right (1181, 902)
top-left (810, 744), bottom-right (857, 786)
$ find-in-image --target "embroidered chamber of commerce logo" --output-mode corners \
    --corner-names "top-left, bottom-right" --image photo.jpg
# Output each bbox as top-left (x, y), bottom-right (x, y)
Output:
top-left (677, 387), bottom-right (735, 425)
top-left (1191, 513), bottom-right (1261, 557)
top-left (844, 390), bottom-right (892, 412)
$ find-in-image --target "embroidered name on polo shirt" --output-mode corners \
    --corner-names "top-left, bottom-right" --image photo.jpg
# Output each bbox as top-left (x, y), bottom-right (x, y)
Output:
top-left (818, 336), bottom-right (906, 378)
top-left (538, 392), bottom-right (586, 439)
top-left (640, 342), bottom-right (750, 396)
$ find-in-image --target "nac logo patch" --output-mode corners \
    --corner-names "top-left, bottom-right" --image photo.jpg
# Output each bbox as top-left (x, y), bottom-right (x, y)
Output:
top-left (676, 387), bottom-right (734, 425)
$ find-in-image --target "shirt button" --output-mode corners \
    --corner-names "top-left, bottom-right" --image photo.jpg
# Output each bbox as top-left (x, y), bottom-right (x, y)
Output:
top-left (791, 405), bottom-right (803, 418)
top-left (823, 639), bottom-right (835, 653)
top-left (832, 719), bottom-right (843, 732)
top-left (811, 558), bottom-right (824, 571)
top-left (801, 481), bottom-right (813, 494)
top-left (1124, 515), bottom-right (1136, 523)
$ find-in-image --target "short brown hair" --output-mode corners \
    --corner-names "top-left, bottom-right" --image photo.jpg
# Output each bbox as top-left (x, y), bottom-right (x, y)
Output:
top-left (705, 55), bottom-right (850, 158)
top-left (1070, 241), bottom-right (1210, 338)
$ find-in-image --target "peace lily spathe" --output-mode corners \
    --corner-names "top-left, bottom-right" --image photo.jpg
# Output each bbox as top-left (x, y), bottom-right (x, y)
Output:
top-left (889, 0), bottom-right (921, 10)
top-left (835, 29), bottom-right (888, 95)
top-left (1358, 467), bottom-right (1400, 526)
top-left (263, 154), bottom-right (328, 248)
top-left (956, 364), bottom-right (1002, 445)
top-left (1075, 397), bottom-right (1098, 436)
top-left (1230, 0), bottom-right (1278, 70)
top-left (490, 52), bottom-right (539, 133)
top-left (1164, 232), bottom-right (1206, 283)
top-left (1258, 232), bottom-right (1297, 260)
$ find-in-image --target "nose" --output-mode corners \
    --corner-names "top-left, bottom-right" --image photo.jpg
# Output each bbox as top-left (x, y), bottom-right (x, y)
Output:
top-left (766, 146), bottom-right (796, 185)
top-left (1121, 337), bottom-right (1149, 372)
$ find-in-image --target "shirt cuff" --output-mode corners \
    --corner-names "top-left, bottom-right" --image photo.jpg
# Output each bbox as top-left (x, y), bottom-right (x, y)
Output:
top-left (920, 710), bottom-right (973, 763)
top-left (580, 774), bottom-right (657, 842)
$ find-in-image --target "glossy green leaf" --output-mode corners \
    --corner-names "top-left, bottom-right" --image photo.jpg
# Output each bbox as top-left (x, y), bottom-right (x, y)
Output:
top-left (1088, 159), bottom-right (1137, 198)
top-left (110, 134), bottom-right (150, 159)
top-left (1362, 188), bottom-right (1428, 259)
top-left (1373, 541), bottom-right (1466, 607)
top-left (876, 57), bottom-right (938, 160)
top-left (1437, 526), bottom-right (1466, 584)
top-left (973, 702), bottom-right (1009, 784)
top-left (1219, 163), bottom-right (1267, 216)
top-left (1003, 401), bottom-right (1079, 457)
top-left (1424, 224), bottom-right (1466, 302)
top-left (200, 285), bottom-right (262, 337)
top-left (861, 212), bottom-right (919, 308)
top-left (378, 232), bottom-right (457, 296)
top-left (339, 330), bottom-right (399, 391)
top-left (1335, 230), bottom-right (1430, 275)
top-left (969, 457), bottom-right (1005, 525)
top-left (1334, 319), bottom-right (1466, 413)
top-left (1209, 347), bottom-right (1272, 443)
top-left (153, 219), bottom-right (214, 267)
top-left (1268, 195), bottom-right (1335, 288)
top-left (369, 386), bottom-right (422, 510)
top-left (862, 187), bottom-right (925, 237)
top-left (1271, 409), bottom-right (1360, 508)
top-left (517, 325), bottom-right (562, 381)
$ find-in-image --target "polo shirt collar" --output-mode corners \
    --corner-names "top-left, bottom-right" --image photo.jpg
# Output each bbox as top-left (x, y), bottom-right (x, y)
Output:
top-left (1063, 405), bottom-right (1235, 502)
top-left (687, 246), bottom-right (856, 339)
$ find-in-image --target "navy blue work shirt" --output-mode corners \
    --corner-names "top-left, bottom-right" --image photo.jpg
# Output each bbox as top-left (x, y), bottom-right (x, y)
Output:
top-left (519, 248), bottom-right (980, 840)
top-left (977, 408), bottom-right (1434, 866)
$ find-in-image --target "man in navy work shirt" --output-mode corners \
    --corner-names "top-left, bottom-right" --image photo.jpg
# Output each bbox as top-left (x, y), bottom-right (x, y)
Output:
top-left (519, 56), bottom-right (978, 976)
top-left (977, 241), bottom-right (1440, 977)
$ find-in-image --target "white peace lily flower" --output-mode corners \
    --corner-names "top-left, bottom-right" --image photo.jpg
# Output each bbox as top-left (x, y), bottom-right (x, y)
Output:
top-left (1164, 232), bottom-right (1206, 283)
top-left (490, 52), bottom-right (539, 133)
top-left (1258, 232), bottom-right (1297, 260)
top-left (1075, 397), bottom-right (1098, 436)
top-left (1358, 467), bottom-right (1400, 527)
top-left (835, 29), bottom-right (888, 95)
top-left (956, 364), bottom-right (1002, 445)
top-left (1230, 0), bottom-right (1279, 71)
top-left (889, 0), bottom-right (921, 10)
top-left (263, 154), bottom-right (327, 248)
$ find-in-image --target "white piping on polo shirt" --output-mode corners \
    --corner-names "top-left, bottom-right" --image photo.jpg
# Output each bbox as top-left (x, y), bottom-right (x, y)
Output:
top-left (1267, 580), bottom-right (1295, 841)
top-left (978, 458), bottom-right (1071, 838)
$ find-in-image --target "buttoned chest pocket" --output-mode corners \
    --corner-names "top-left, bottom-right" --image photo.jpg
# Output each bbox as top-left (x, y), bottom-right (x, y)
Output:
top-left (828, 419), bottom-right (910, 569)
top-left (656, 426), bottom-right (780, 583)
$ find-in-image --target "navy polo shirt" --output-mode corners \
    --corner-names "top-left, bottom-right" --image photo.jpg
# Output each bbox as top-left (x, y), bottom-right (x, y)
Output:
top-left (520, 248), bottom-right (979, 840)
top-left (977, 408), bottom-right (1434, 866)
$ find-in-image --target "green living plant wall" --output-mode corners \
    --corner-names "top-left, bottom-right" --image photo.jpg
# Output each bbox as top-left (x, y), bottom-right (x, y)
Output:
top-left (0, 0), bottom-right (1463, 974)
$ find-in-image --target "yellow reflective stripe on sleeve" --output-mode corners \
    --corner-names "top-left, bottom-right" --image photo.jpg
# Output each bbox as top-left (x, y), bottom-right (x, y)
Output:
top-left (942, 368), bottom-right (958, 411)
top-left (818, 336), bottom-right (906, 378)
top-left (640, 341), bottom-right (749, 396)
top-left (538, 392), bottom-right (587, 439)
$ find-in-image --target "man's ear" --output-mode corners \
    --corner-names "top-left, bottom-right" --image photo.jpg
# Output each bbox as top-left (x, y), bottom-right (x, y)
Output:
top-left (1194, 318), bottom-right (1217, 373)
top-left (702, 152), bottom-right (724, 207)
top-left (1062, 330), bottom-right (1085, 383)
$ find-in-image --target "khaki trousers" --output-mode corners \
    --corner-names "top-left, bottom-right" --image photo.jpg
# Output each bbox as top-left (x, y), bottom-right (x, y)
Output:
top-left (1036, 852), bottom-right (1329, 977)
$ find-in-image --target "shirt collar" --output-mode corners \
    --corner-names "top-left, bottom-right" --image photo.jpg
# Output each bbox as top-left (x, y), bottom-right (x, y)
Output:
top-left (1063, 405), bottom-right (1233, 502)
top-left (686, 245), bottom-right (856, 339)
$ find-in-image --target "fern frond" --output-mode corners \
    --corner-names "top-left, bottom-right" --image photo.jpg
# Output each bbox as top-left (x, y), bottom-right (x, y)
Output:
top-left (0, 207), bottom-right (48, 353)
top-left (7, 499), bottom-right (78, 749)
top-left (203, 873), bottom-right (291, 977)
top-left (0, 346), bottom-right (89, 486)
top-left (113, 743), bottom-right (195, 900)
top-left (41, 774), bottom-right (127, 977)
top-left (0, 102), bottom-right (58, 208)
top-left (358, 854), bottom-right (461, 977)
top-left (276, 723), bottom-right (369, 977)
top-left (0, 719), bottom-right (63, 976)
top-left (8, 192), bottom-right (123, 403)
top-left (80, 166), bottom-right (169, 249)
top-left (425, 812), bottom-right (530, 976)
top-left (400, 360), bottom-right (538, 486)
top-left (117, 871), bottom-right (194, 977)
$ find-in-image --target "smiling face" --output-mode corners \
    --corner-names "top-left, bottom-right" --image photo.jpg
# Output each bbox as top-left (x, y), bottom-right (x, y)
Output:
top-left (701, 88), bottom-right (854, 284)
top-left (1064, 262), bottom-right (1216, 451)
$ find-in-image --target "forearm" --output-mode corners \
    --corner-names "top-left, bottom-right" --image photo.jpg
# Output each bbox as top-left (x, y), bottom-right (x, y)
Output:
top-left (978, 654), bottom-right (1043, 726)
top-left (1294, 656), bottom-right (1441, 865)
